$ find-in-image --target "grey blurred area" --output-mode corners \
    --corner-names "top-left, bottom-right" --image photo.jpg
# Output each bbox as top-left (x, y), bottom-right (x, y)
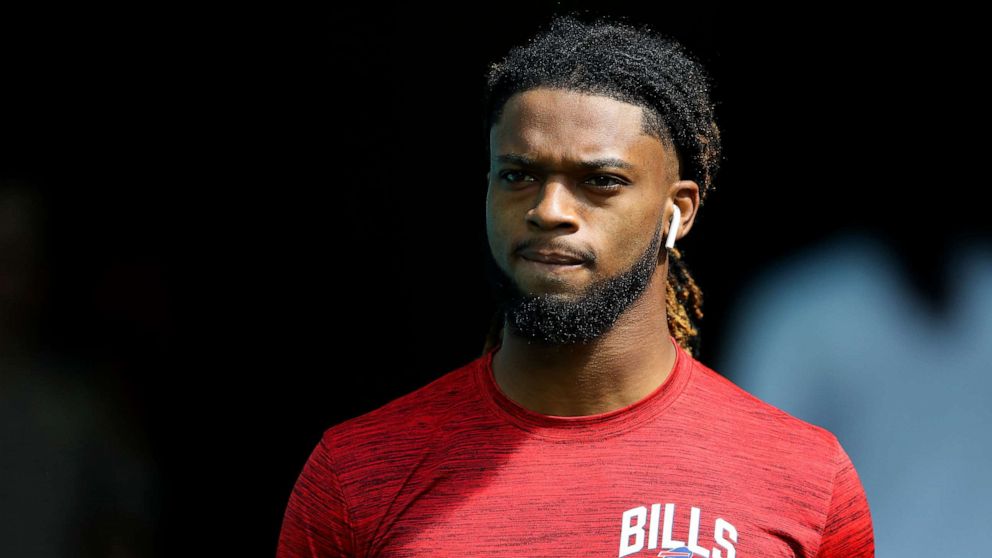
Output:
top-left (717, 231), bottom-right (992, 556)
top-left (0, 178), bottom-right (159, 557)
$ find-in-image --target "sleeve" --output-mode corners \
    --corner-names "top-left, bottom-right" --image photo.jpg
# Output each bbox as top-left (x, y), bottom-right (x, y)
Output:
top-left (276, 435), bottom-right (357, 558)
top-left (815, 437), bottom-right (875, 557)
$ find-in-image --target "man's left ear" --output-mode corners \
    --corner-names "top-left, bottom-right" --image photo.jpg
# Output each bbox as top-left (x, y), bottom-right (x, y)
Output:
top-left (666, 180), bottom-right (700, 246)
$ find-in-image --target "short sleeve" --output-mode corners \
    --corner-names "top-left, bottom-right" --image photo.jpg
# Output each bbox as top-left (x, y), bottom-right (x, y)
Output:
top-left (816, 437), bottom-right (875, 557)
top-left (276, 435), bottom-right (357, 558)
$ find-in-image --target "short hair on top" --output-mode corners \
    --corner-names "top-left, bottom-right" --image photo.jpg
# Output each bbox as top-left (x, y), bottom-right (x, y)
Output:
top-left (483, 11), bottom-right (723, 204)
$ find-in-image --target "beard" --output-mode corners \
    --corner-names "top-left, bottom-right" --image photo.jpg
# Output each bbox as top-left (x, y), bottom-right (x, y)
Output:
top-left (484, 215), bottom-right (666, 346)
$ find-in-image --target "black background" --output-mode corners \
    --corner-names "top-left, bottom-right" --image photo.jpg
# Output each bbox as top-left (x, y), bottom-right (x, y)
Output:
top-left (1, 3), bottom-right (986, 555)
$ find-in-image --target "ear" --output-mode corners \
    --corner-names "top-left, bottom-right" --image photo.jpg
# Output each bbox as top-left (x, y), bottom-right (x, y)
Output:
top-left (667, 180), bottom-right (700, 242)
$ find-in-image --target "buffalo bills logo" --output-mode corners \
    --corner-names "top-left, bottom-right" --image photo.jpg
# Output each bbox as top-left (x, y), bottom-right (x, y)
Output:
top-left (656, 547), bottom-right (694, 557)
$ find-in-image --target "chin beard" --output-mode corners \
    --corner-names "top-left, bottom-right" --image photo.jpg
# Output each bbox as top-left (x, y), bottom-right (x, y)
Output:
top-left (484, 217), bottom-right (665, 346)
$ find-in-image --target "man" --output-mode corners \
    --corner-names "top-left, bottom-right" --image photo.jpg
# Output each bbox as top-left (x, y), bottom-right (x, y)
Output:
top-left (277, 13), bottom-right (874, 557)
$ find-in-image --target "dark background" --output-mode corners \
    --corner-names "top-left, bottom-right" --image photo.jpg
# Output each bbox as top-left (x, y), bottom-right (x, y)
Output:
top-left (1, 3), bottom-right (985, 556)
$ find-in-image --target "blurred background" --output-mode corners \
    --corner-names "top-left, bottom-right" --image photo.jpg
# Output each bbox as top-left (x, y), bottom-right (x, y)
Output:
top-left (0, 3), bottom-right (987, 556)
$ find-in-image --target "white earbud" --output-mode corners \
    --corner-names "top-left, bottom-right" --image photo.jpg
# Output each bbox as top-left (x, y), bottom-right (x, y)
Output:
top-left (665, 204), bottom-right (681, 249)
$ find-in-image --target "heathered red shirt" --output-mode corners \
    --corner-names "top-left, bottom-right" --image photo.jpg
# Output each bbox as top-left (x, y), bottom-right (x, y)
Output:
top-left (277, 335), bottom-right (874, 557)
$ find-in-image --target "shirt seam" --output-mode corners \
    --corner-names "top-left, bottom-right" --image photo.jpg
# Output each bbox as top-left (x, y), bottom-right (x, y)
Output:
top-left (811, 434), bottom-right (842, 558)
top-left (319, 434), bottom-right (361, 556)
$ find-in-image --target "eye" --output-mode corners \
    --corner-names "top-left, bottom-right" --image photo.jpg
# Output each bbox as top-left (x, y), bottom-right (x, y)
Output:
top-left (499, 170), bottom-right (536, 184)
top-left (585, 175), bottom-right (626, 191)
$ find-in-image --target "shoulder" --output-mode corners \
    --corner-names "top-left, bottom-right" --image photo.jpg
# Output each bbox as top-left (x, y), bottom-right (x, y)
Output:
top-left (687, 357), bottom-right (840, 455)
top-left (319, 352), bottom-right (487, 462)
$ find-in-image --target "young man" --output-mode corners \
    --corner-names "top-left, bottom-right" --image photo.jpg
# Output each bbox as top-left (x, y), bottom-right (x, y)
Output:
top-left (277, 13), bottom-right (874, 558)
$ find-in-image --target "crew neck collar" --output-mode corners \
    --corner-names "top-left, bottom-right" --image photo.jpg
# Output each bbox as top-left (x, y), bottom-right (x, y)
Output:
top-left (475, 335), bottom-right (694, 440)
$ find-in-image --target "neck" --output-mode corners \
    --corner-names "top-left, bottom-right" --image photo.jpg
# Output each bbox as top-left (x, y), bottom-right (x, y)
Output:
top-left (490, 266), bottom-right (677, 417)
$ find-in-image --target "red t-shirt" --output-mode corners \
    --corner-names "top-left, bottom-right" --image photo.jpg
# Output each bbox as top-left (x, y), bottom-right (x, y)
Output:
top-left (277, 336), bottom-right (874, 557)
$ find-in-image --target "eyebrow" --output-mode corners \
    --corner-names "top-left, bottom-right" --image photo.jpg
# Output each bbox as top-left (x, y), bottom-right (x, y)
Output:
top-left (496, 153), bottom-right (637, 171)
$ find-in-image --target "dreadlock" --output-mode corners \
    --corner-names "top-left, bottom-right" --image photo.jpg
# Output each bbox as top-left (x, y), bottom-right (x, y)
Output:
top-left (480, 12), bottom-right (723, 359)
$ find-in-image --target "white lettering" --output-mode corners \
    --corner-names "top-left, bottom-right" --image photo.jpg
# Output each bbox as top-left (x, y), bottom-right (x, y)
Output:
top-left (648, 503), bottom-right (661, 549)
top-left (687, 506), bottom-right (710, 557)
top-left (619, 506), bottom-right (647, 557)
top-left (620, 502), bottom-right (737, 558)
top-left (712, 517), bottom-right (737, 558)
top-left (662, 503), bottom-right (686, 548)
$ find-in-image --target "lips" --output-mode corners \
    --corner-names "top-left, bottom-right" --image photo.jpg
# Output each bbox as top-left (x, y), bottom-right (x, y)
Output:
top-left (519, 248), bottom-right (586, 265)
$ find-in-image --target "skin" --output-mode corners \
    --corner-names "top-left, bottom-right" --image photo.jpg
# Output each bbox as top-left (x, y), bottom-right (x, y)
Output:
top-left (486, 87), bottom-right (700, 417)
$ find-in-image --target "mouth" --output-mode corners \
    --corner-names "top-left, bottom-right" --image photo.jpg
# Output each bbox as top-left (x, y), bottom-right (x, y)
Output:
top-left (519, 255), bottom-right (587, 272)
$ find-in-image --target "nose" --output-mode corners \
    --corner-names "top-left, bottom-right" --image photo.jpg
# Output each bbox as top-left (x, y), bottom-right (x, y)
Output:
top-left (525, 179), bottom-right (580, 232)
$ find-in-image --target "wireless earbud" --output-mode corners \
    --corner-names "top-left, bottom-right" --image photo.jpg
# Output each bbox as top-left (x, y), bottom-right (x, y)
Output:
top-left (665, 204), bottom-right (681, 249)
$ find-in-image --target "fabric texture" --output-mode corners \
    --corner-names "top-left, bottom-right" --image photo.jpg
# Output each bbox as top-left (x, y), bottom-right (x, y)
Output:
top-left (277, 335), bottom-right (874, 557)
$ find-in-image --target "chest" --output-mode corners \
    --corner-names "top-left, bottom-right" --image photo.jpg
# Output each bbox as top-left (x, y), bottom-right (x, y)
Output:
top-left (360, 450), bottom-right (824, 558)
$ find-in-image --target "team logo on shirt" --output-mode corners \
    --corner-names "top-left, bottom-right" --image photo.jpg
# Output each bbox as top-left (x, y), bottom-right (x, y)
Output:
top-left (656, 547), bottom-right (694, 557)
top-left (619, 503), bottom-right (737, 558)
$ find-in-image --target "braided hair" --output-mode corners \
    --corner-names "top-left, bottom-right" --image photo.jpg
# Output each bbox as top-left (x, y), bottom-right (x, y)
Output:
top-left (481, 12), bottom-right (723, 358)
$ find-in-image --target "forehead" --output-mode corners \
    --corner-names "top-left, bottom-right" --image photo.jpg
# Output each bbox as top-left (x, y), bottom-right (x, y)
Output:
top-left (490, 88), bottom-right (668, 173)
